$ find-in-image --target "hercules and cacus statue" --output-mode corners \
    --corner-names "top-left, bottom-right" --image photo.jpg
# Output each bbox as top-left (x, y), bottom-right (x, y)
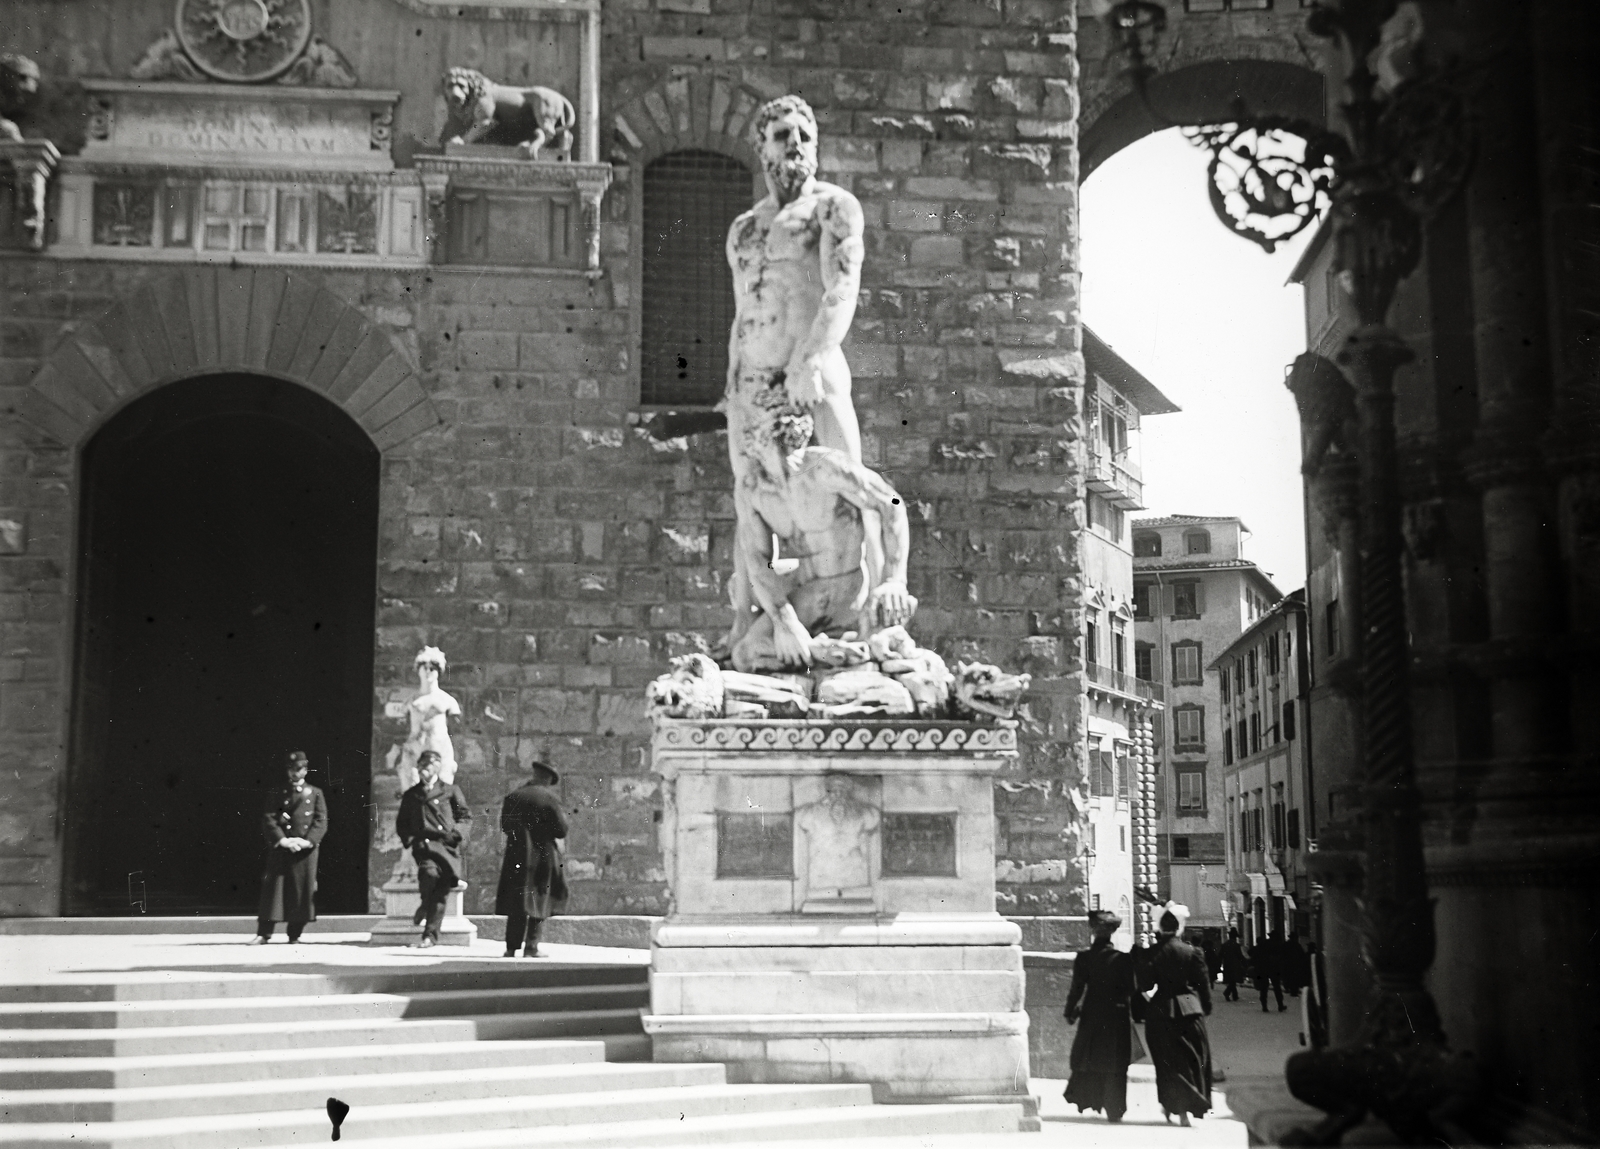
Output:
top-left (646, 95), bottom-right (1030, 723)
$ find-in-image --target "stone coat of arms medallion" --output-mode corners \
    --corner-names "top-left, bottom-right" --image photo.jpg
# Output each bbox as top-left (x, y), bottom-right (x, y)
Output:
top-left (175, 0), bottom-right (313, 83)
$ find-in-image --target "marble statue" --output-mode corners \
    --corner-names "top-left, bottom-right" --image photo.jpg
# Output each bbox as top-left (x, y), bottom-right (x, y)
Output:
top-left (730, 405), bottom-right (915, 674)
top-left (795, 773), bottom-right (880, 910)
top-left (0, 54), bottom-right (40, 142)
top-left (724, 95), bottom-right (868, 652)
top-left (646, 653), bottom-right (725, 720)
top-left (0, 54), bottom-right (54, 252)
top-left (397, 646), bottom-right (462, 791)
top-left (953, 662), bottom-right (1032, 721)
top-left (440, 67), bottom-right (575, 161)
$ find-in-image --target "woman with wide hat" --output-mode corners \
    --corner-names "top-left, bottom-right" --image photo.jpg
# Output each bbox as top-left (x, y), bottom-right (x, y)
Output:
top-left (495, 762), bottom-right (568, 957)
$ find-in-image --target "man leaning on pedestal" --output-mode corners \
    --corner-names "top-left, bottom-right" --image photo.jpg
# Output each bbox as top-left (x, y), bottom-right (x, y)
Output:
top-left (396, 748), bottom-right (471, 949)
top-left (254, 750), bottom-right (327, 945)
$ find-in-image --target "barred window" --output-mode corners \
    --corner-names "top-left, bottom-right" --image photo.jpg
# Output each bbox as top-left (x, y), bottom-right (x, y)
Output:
top-left (641, 150), bottom-right (753, 406)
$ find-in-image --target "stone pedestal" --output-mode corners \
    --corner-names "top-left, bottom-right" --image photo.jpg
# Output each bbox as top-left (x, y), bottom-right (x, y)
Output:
top-left (644, 719), bottom-right (1033, 1119)
top-left (365, 855), bottom-right (477, 947)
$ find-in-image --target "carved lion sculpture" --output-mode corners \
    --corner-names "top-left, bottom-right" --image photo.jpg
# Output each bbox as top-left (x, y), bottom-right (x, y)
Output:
top-left (953, 662), bottom-right (1032, 721)
top-left (0, 53), bottom-right (41, 142)
top-left (646, 653), bottom-right (725, 720)
top-left (440, 67), bottom-right (575, 162)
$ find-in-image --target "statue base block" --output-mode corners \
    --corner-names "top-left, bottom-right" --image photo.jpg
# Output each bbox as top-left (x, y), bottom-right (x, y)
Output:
top-left (643, 718), bottom-right (1032, 1119)
top-left (366, 878), bottom-right (477, 947)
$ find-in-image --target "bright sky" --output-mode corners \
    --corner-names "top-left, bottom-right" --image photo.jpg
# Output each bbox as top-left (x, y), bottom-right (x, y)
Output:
top-left (1081, 128), bottom-right (1314, 592)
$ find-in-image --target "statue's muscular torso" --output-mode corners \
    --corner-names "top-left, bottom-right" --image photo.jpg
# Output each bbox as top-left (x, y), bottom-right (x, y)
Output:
top-left (745, 454), bottom-right (868, 584)
top-left (727, 181), bottom-right (862, 417)
top-left (729, 187), bottom-right (839, 369)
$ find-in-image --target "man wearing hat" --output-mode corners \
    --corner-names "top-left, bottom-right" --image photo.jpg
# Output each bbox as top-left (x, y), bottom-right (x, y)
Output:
top-left (1062, 909), bottom-right (1142, 1123)
top-left (396, 748), bottom-right (472, 948)
top-left (495, 763), bottom-right (568, 958)
top-left (254, 751), bottom-right (328, 944)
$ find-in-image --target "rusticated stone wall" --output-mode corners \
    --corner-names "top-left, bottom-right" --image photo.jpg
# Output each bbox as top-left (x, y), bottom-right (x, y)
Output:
top-left (0, 0), bottom-right (1094, 922)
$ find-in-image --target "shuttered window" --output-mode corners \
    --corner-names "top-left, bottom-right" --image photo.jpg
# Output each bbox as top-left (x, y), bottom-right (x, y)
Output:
top-left (641, 151), bottom-right (753, 406)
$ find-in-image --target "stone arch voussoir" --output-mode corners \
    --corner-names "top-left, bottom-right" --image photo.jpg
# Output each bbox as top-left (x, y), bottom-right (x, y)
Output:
top-left (1080, 53), bottom-right (1325, 180)
top-left (611, 69), bottom-right (766, 172)
top-left (15, 266), bottom-right (442, 452)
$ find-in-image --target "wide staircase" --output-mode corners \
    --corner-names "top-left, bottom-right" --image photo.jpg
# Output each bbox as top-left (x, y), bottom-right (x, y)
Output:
top-left (0, 959), bottom-right (1026, 1147)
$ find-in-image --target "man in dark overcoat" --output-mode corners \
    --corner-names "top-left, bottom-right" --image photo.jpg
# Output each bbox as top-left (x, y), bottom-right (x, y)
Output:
top-left (396, 749), bottom-right (472, 948)
top-left (255, 750), bottom-right (328, 944)
top-left (1062, 909), bottom-right (1142, 1122)
top-left (495, 762), bottom-right (568, 958)
top-left (1220, 927), bottom-right (1248, 1001)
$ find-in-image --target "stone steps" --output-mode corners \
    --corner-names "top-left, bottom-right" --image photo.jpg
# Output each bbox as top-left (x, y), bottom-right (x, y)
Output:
top-left (0, 957), bottom-right (1026, 1147)
top-left (0, 963), bottom-right (646, 1003)
top-left (0, 1082), bottom-right (886, 1148)
top-left (0, 982), bottom-right (648, 1028)
top-left (0, 1008), bottom-right (648, 1058)
top-left (0, 1035), bottom-right (648, 1090)
top-left (1, 1060), bottom-right (728, 1123)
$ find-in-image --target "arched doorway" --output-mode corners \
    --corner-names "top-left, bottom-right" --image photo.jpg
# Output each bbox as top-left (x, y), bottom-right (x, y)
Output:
top-left (66, 374), bottom-right (379, 915)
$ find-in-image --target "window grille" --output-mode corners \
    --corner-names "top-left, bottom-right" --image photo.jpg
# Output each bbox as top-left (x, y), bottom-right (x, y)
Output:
top-left (641, 150), bottom-right (753, 406)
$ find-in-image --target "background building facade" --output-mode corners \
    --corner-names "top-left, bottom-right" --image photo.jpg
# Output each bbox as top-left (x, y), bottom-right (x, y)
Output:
top-left (1132, 514), bottom-right (1280, 942)
top-left (1214, 591), bottom-right (1311, 947)
top-left (1078, 328), bottom-right (1175, 944)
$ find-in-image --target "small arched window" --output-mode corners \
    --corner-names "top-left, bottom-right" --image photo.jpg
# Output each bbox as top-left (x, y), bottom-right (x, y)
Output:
top-left (1185, 529), bottom-right (1211, 555)
top-left (640, 150), bottom-right (753, 406)
top-left (1133, 532), bottom-right (1162, 557)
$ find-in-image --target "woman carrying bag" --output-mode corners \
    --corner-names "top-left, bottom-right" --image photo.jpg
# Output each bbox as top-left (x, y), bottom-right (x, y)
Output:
top-left (1141, 902), bottom-right (1215, 1126)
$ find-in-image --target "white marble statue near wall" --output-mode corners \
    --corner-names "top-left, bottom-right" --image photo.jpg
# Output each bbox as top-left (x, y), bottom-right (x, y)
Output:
top-left (395, 646), bottom-right (462, 791)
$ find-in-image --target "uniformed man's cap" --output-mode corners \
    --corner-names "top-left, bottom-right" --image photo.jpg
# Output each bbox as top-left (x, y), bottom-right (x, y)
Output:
top-left (285, 751), bottom-right (309, 768)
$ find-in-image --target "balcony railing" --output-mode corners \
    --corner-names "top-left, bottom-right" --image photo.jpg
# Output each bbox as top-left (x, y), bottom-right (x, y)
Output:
top-left (1084, 446), bottom-right (1145, 510)
top-left (1085, 661), bottom-right (1164, 703)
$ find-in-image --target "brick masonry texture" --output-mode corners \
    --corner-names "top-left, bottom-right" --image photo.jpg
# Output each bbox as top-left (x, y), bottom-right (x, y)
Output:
top-left (0, 0), bottom-right (1297, 921)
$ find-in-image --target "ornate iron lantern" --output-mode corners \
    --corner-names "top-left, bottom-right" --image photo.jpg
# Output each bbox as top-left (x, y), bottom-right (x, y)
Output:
top-left (1094, 1), bottom-right (1479, 1142)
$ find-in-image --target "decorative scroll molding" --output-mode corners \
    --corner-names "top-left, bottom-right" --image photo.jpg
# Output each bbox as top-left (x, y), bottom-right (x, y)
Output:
top-left (652, 718), bottom-right (1019, 757)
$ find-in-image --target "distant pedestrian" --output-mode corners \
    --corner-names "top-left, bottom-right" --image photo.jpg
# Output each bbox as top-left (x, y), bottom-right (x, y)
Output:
top-left (495, 762), bottom-right (569, 959)
top-left (1219, 928), bottom-right (1247, 1002)
top-left (1255, 929), bottom-right (1288, 1012)
top-left (254, 751), bottom-right (327, 945)
top-left (1284, 934), bottom-right (1311, 998)
top-left (1141, 903), bottom-right (1213, 1126)
top-left (396, 749), bottom-right (471, 949)
top-left (1062, 910), bottom-right (1143, 1123)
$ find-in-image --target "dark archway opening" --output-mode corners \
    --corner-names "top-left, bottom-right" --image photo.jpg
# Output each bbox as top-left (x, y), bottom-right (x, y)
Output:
top-left (66, 374), bottom-right (378, 915)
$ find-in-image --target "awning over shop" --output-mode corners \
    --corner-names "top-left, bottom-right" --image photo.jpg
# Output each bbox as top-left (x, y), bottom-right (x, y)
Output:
top-left (1247, 872), bottom-right (1268, 898)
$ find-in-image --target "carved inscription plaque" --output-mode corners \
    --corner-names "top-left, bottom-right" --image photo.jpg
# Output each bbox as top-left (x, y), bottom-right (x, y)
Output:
top-left (119, 99), bottom-right (373, 157)
top-left (716, 812), bottom-right (794, 879)
top-left (881, 813), bottom-right (957, 877)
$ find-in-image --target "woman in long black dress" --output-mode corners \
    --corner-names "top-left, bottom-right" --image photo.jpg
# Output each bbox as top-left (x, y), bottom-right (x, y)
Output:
top-left (1142, 904), bottom-right (1214, 1125)
top-left (1062, 910), bottom-right (1142, 1122)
